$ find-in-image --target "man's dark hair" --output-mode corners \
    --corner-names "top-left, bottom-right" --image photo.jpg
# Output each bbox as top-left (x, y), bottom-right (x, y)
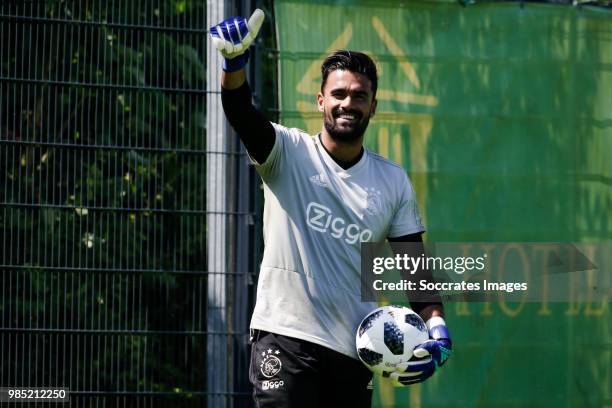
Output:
top-left (320, 50), bottom-right (378, 97)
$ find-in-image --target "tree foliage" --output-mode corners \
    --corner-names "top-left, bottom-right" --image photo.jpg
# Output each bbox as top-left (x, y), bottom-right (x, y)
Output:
top-left (1, 1), bottom-right (210, 406)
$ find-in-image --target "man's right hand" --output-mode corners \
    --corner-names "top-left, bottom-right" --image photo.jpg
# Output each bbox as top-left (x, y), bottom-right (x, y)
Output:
top-left (209, 9), bottom-right (265, 72)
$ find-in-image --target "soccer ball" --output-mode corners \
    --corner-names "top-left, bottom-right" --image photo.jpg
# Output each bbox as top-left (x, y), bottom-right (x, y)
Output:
top-left (355, 305), bottom-right (429, 375)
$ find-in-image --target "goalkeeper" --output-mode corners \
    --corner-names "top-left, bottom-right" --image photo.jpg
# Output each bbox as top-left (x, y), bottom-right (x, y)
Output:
top-left (210, 9), bottom-right (452, 407)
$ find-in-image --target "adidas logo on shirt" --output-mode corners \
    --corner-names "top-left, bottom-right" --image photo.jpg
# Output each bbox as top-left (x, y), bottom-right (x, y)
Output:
top-left (309, 174), bottom-right (329, 188)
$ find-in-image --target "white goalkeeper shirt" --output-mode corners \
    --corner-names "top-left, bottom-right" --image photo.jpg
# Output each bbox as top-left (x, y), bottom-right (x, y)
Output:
top-left (250, 123), bottom-right (425, 359)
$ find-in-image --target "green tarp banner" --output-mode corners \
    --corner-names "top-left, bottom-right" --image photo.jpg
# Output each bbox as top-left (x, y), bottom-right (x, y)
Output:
top-left (274, 1), bottom-right (611, 406)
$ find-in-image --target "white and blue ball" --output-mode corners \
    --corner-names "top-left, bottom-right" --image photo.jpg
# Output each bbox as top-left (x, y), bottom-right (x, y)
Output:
top-left (355, 305), bottom-right (429, 375)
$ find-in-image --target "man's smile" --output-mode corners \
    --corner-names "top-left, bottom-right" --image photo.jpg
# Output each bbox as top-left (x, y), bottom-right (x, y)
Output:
top-left (334, 110), bottom-right (362, 124)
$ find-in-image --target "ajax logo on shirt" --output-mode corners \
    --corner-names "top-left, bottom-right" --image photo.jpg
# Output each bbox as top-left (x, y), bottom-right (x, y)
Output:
top-left (364, 187), bottom-right (383, 216)
top-left (306, 202), bottom-right (372, 244)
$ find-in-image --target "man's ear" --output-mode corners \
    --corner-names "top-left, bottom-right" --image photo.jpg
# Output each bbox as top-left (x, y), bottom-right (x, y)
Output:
top-left (317, 92), bottom-right (324, 112)
top-left (369, 98), bottom-right (377, 118)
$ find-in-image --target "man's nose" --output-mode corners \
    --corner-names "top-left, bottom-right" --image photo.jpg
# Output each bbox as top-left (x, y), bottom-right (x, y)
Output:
top-left (340, 95), bottom-right (353, 109)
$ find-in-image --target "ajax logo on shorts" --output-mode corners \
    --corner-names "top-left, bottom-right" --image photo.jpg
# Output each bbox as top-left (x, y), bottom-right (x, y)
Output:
top-left (306, 202), bottom-right (372, 244)
top-left (260, 349), bottom-right (282, 378)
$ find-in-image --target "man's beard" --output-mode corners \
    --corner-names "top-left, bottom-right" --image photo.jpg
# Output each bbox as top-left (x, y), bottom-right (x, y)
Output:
top-left (324, 108), bottom-right (371, 143)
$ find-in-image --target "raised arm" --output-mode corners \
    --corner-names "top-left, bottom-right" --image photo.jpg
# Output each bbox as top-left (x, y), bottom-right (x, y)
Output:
top-left (210, 9), bottom-right (276, 164)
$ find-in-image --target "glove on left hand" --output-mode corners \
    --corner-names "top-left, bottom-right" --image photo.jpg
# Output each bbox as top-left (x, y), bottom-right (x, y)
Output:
top-left (209, 9), bottom-right (265, 72)
top-left (389, 317), bottom-right (452, 387)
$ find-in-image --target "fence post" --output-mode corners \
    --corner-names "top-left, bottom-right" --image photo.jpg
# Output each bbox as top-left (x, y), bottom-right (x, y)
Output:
top-left (206, 0), bottom-right (229, 406)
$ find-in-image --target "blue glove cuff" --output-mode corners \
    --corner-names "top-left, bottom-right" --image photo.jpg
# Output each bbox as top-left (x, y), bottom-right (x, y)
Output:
top-left (430, 324), bottom-right (452, 346)
top-left (223, 50), bottom-right (249, 72)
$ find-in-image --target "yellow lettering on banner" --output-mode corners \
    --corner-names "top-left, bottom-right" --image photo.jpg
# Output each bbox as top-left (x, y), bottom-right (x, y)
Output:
top-left (479, 244), bottom-right (496, 317)
top-left (533, 244), bottom-right (555, 316)
top-left (481, 301), bottom-right (494, 317)
top-left (498, 244), bottom-right (528, 317)
top-left (565, 267), bottom-right (581, 316)
top-left (584, 268), bottom-right (607, 316)
top-left (455, 302), bottom-right (471, 316)
top-left (455, 245), bottom-right (473, 317)
top-left (582, 244), bottom-right (607, 317)
top-left (499, 295), bottom-right (526, 317)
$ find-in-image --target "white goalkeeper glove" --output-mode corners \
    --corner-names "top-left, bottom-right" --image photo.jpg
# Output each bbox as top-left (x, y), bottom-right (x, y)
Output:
top-left (209, 9), bottom-right (265, 72)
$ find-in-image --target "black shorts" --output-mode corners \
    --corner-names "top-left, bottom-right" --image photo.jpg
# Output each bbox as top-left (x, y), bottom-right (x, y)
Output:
top-left (249, 330), bottom-right (373, 408)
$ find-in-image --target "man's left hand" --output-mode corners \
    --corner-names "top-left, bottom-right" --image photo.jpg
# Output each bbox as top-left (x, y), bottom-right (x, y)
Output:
top-left (389, 317), bottom-right (452, 386)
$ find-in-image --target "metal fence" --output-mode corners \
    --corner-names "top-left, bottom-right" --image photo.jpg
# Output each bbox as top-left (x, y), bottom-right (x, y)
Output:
top-left (1, 1), bottom-right (259, 406)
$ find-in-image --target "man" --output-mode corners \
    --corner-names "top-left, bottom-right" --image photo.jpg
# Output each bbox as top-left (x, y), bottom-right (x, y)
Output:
top-left (210, 9), bottom-right (452, 407)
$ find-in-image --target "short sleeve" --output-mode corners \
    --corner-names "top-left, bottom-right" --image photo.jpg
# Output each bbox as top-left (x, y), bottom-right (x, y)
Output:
top-left (387, 175), bottom-right (425, 238)
top-left (248, 123), bottom-right (301, 181)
